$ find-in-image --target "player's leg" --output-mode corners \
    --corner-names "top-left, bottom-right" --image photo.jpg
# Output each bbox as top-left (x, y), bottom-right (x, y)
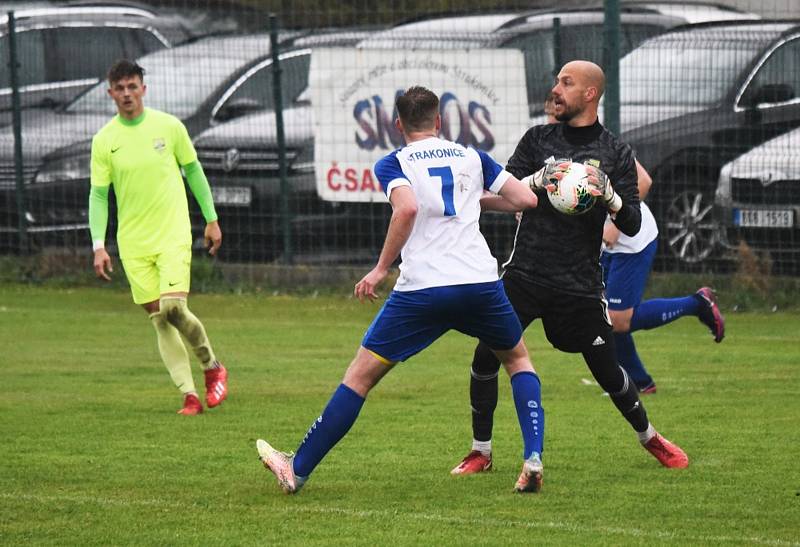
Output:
top-left (602, 245), bottom-right (656, 392)
top-left (625, 242), bottom-right (725, 342)
top-left (156, 246), bottom-right (227, 408)
top-left (257, 288), bottom-right (445, 493)
top-left (257, 346), bottom-right (386, 494)
top-left (454, 280), bottom-right (544, 491)
top-left (124, 254), bottom-right (200, 414)
top-left (494, 340), bottom-right (544, 493)
top-left (548, 296), bottom-right (687, 468)
top-left (454, 275), bottom-right (539, 474)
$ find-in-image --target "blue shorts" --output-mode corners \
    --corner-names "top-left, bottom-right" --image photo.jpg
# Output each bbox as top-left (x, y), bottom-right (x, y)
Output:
top-left (600, 239), bottom-right (657, 310)
top-left (362, 280), bottom-right (523, 363)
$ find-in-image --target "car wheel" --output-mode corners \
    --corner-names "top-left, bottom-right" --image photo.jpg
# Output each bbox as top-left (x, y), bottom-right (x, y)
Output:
top-left (662, 187), bottom-right (720, 265)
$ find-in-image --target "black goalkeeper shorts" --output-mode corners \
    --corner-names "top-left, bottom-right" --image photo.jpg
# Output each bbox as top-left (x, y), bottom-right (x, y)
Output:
top-left (502, 272), bottom-right (613, 353)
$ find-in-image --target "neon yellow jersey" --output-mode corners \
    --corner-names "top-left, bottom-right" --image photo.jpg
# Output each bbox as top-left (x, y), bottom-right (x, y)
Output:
top-left (90, 108), bottom-right (197, 259)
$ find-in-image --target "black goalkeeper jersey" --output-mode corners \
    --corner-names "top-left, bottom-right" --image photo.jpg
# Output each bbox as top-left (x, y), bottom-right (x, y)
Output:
top-left (502, 119), bottom-right (641, 299)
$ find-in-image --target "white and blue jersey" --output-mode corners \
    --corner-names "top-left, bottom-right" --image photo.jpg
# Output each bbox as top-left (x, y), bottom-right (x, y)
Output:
top-left (601, 202), bottom-right (659, 310)
top-left (363, 137), bottom-right (521, 363)
top-left (374, 136), bottom-right (511, 292)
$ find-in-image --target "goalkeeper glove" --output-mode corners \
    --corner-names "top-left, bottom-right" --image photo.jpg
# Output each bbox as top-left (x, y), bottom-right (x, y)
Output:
top-left (585, 163), bottom-right (623, 212)
top-left (522, 158), bottom-right (571, 192)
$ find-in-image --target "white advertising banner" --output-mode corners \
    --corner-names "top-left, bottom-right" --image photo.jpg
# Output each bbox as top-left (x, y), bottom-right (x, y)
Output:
top-left (310, 48), bottom-right (529, 202)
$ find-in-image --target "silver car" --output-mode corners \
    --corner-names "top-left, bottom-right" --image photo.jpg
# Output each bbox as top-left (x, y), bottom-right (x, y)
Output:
top-left (715, 127), bottom-right (800, 274)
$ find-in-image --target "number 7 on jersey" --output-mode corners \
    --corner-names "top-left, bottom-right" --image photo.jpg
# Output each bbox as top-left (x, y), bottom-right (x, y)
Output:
top-left (428, 166), bottom-right (456, 216)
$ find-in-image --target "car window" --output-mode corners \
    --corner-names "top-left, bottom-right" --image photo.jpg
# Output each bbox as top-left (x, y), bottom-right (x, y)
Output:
top-left (123, 28), bottom-right (169, 58)
top-left (218, 53), bottom-right (310, 116)
top-left (0, 29), bottom-right (46, 88)
top-left (47, 27), bottom-right (128, 82)
top-left (743, 37), bottom-right (800, 105)
top-left (622, 24), bottom-right (671, 55)
top-left (67, 53), bottom-right (240, 117)
top-left (503, 24), bottom-right (619, 114)
top-left (621, 40), bottom-right (762, 106)
top-left (501, 31), bottom-right (556, 114)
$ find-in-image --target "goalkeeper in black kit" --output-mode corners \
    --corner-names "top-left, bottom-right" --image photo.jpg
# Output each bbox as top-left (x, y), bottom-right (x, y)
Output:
top-left (451, 60), bottom-right (689, 481)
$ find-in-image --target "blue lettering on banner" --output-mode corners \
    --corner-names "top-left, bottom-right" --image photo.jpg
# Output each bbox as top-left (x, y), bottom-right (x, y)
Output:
top-left (353, 90), bottom-right (495, 152)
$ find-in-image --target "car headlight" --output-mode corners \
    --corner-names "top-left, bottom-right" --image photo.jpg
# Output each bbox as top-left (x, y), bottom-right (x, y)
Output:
top-left (34, 155), bottom-right (91, 184)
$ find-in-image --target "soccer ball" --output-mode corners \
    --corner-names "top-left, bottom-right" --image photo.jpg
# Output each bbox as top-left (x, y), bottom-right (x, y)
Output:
top-left (546, 162), bottom-right (597, 215)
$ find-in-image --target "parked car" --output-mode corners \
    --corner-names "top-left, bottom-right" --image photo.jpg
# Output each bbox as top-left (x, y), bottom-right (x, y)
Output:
top-left (618, 21), bottom-right (800, 268)
top-left (714, 127), bottom-right (800, 274)
top-left (362, 9), bottom-right (689, 118)
top-left (620, 1), bottom-right (760, 23)
top-left (0, 32), bottom-right (306, 251)
top-left (192, 30), bottom-right (383, 262)
top-left (0, 5), bottom-right (196, 120)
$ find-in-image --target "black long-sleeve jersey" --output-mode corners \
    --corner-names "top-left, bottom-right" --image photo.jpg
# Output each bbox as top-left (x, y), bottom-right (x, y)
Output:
top-left (503, 119), bottom-right (641, 299)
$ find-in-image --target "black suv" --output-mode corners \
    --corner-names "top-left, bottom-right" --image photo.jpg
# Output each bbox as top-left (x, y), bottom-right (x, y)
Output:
top-left (0, 6), bottom-right (194, 119)
top-left (618, 21), bottom-right (800, 268)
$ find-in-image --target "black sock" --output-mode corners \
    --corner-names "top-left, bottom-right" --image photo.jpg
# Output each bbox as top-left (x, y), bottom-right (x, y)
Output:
top-left (583, 342), bottom-right (649, 432)
top-left (470, 342), bottom-right (502, 442)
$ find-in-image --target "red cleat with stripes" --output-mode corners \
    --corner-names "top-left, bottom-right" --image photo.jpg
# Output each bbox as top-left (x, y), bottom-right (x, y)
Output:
top-left (204, 364), bottom-right (228, 408)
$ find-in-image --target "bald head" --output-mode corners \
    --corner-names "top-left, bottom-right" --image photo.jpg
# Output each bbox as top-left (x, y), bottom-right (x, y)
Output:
top-left (551, 60), bottom-right (606, 125)
top-left (560, 60), bottom-right (605, 100)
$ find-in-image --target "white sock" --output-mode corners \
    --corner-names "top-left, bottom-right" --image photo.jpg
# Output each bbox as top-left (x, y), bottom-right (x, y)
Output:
top-left (472, 439), bottom-right (492, 456)
top-left (637, 424), bottom-right (657, 444)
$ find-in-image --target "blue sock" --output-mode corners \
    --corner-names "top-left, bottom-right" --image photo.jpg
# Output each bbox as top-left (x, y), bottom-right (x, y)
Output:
top-left (293, 384), bottom-right (365, 478)
top-left (510, 371), bottom-right (544, 460)
top-left (630, 295), bottom-right (700, 331)
top-left (614, 332), bottom-right (653, 388)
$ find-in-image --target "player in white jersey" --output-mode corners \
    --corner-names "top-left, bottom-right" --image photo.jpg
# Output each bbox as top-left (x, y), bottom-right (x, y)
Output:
top-left (256, 86), bottom-right (547, 494)
top-left (601, 164), bottom-right (725, 394)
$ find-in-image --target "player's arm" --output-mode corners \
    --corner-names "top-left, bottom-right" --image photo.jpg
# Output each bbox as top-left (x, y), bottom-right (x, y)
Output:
top-left (608, 146), bottom-right (642, 237)
top-left (480, 176), bottom-right (538, 212)
top-left (505, 127), bottom-right (540, 179)
top-left (586, 145), bottom-right (640, 236)
top-left (183, 160), bottom-right (221, 256)
top-left (603, 159), bottom-right (651, 248)
top-left (355, 185), bottom-right (417, 302)
top-left (636, 160), bottom-right (652, 200)
top-left (174, 117), bottom-right (221, 256)
top-left (89, 135), bottom-right (113, 280)
top-left (477, 148), bottom-right (538, 213)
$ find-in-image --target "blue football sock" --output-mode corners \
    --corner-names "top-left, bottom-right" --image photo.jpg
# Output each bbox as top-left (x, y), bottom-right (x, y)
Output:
top-left (293, 383), bottom-right (365, 478)
top-left (614, 332), bottom-right (653, 388)
top-left (510, 371), bottom-right (544, 460)
top-left (630, 295), bottom-right (700, 331)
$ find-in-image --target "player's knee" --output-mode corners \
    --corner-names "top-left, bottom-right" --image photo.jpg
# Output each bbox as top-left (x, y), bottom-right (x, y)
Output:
top-left (160, 297), bottom-right (189, 328)
top-left (472, 342), bottom-right (502, 376)
top-left (148, 308), bottom-right (170, 331)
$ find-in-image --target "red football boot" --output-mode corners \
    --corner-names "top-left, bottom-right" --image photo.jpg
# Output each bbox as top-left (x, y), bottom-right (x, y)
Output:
top-left (204, 364), bottom-right (228, 408)
top-left (450, 450), bottom-right (492, 475)
top-left (643, 433), bottom-right (689, 468)
top-left (177, 393), bottom-right (203, 415)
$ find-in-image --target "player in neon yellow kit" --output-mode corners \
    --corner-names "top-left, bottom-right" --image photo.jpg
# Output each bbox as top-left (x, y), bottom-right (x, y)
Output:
top-left (89, 59), bottom-right (227, 415)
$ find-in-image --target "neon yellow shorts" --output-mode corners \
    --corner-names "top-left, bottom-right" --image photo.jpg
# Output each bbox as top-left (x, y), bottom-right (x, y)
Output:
top-left (121, 245), bottom-right (192, 304)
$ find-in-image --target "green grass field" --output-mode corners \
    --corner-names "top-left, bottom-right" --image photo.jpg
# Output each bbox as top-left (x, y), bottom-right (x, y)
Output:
top-left (2, 284), bottom-right (798, 546)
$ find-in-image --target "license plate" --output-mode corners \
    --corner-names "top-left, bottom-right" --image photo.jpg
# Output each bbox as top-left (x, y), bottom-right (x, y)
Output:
top-left (212, 186), bottom-right (251, 206)
top-left (733, 208), bottom-right (794, 228)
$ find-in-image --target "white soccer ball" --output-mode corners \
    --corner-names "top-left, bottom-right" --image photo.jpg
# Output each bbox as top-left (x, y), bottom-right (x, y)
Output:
top-left (546, 162), bottom-right (597, 215)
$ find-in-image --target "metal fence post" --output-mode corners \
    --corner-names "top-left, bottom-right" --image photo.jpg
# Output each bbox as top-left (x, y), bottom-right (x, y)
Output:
top-left (552, 17), bottom-right (561, 79)
top-left (603, 0), bottom-right (621, 136)
top-left (7, 11), bottom-right (28, 254)
top-left (269, 14), bottom-right (292, 265)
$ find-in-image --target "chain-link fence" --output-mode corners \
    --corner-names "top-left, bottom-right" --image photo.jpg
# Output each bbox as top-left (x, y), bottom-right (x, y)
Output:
top-left (2, 0), bottom-right (799, 289)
